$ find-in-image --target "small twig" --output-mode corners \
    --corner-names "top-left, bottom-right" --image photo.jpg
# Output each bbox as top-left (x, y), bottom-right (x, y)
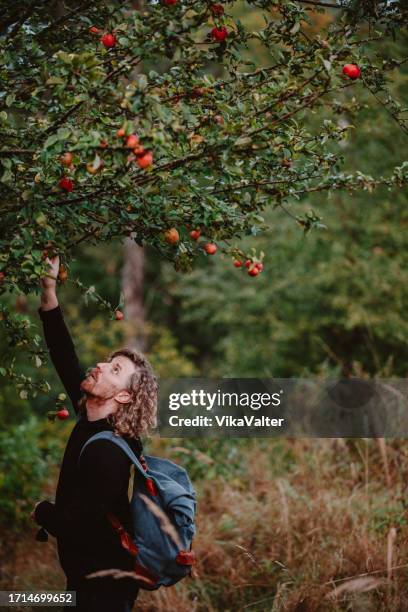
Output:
top-left (295, 0), bottom-right (345, 8)
top-left (139, 494), bottom-right (183, 549)
top-left (67, 227), bottom-right (101, 248)
top-left (322, 563), bottom-right (408, 586)
top-left (361, 77), bottom-right (408, 136)
top-left (0, 149), bottom-right (36, 156)
top-left (209, 173), bottom-right (324, 196)
top-left (34, 0), bottom-right (90, 39)
top-left (43, 101), bottom-right (83, 136)
top-left (387, 527), bottom-right (397, 581)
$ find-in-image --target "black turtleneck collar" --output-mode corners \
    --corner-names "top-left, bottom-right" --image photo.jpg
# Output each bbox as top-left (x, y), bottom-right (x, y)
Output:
top-left (78, 413), bottom-right (112, 429)
top-left (77, 412), bottom-right (144, 456)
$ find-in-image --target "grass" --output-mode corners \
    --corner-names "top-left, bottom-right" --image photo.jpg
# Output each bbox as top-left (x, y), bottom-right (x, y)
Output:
top-left (2, 437), bottom-right (408, 611)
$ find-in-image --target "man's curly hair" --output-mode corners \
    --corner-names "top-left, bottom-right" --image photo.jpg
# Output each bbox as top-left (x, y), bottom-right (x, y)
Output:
top-left (79, 348), bottom-right (158, 439)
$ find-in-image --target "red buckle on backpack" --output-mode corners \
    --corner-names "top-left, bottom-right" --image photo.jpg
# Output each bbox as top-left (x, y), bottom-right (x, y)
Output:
top-left (139, 455), bottom-right (148, 471)
top-left (107, 512), bottom-right (138, 557)
top-left (146, 478), bottom-right (157, 496)
top-left (176, 550), bottom-right (196, 565)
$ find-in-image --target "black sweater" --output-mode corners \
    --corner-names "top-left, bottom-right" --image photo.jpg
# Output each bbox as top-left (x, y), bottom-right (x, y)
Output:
top-left (36, 305), bottom-right (143, 584)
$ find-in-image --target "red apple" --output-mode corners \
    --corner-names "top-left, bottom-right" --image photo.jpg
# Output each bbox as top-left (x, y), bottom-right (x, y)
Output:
top-left (136, 151), bottom-right (153, 169)
top-left (89, 26), bottom-right (100, 34)
top-left (164, 228), bottom-right (179, 244)
top-left (60, 152), bottom-right (73, 166)
top-left (86, 160), bottom-right (104, 174)
top-left (342, 64), bottom-right (361, 80)
top-left (133, 144), bottom-right (145, 156)
top-left (164, 0), bottom-right (177, 5)
top-left (116, 127), bottom-right (126, 138)
top-left (56, 408), bottom-right (69, 420)
top-left (233, 260), bottom-right (242, 268)
top-left (0, 272), bottom-right (5, 283)
top-left (101, 33), bottom-right (117, 49)
top-left (211, 26), bottom-right (228, 42)
top-left (115, 310), bottom-right (124, 320)
top-left (59, 177), bottom-right (74, 192)
top-left (190, 229), bottom-right (201, 240)
top-left (245, 260), bottom-right (252, 269)
top-left (248, 266), bottom-right (260, 277)
top-left (126, 134), bottom-right (139, 148)
top-left (256, 262), bottom-right (264, 271)
top-left (58, 264), bottom-right (68, 282)
top-left (204, 243), bottom-right (217, 255)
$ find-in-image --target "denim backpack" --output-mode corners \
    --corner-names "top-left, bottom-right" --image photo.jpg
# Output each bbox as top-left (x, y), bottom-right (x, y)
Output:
top-left (78, 430), bottom-right (197, 590)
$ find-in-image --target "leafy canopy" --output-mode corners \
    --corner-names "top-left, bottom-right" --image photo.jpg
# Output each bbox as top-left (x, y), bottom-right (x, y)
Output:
top-left (0, 0), bottom-right (407, 389)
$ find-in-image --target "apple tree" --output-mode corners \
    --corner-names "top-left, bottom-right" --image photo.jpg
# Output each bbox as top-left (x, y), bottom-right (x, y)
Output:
top-left (0, 0), bottom-right (407, 394)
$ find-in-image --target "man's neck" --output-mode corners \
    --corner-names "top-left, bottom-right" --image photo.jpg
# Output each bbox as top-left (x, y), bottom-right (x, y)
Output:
top-left (85, 396), bottom-right (117, 421)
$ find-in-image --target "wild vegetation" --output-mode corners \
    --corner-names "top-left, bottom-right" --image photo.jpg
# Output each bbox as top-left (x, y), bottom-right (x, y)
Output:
top-left (1, 1), bottom-right (407, 610)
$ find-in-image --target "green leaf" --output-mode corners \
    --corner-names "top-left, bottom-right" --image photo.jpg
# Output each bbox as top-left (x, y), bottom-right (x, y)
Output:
top-left (321, 58), bottom-right (332, 73)
top-left (5, 94), bottom-right (15, 107)
top-left (43, 134), bottom-right (59, 149)
top-left (55, 51), bottom-right (73, 64)
top-left (46, 76), bottom-right (65, 85)
top-left (290, 22), bottom-right (301, 35)
top-left (35, 213), bottom-right (47, 227)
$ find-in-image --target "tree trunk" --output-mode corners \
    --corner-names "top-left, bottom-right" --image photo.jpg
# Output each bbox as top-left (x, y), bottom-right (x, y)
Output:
top-left (121, 0), bottom-right (146, 352)
top-left (121, 238), bottom-right (146, 352)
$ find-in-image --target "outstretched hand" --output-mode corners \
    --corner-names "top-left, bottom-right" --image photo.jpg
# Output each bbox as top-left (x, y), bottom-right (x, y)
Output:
top-left (30, 501), bottom-right (41, 523)
top-left (40, 255), bottom-right (60, 291)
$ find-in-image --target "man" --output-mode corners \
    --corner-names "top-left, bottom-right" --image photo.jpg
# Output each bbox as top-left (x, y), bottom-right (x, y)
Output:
top-left (31, 255), bottom-right (158, 612)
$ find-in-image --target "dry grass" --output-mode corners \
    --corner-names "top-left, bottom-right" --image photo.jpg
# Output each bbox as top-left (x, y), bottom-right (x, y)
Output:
top-left (2, 438), bottom-right (408, 611)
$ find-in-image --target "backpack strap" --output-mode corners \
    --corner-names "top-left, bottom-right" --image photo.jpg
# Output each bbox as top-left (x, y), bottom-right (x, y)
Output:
top-left (78, 431), bottom-right (153, 559)
top-left (78, 430), bottom-right (148, 480)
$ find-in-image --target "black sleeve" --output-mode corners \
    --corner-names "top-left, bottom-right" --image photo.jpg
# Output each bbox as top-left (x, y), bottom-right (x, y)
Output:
top-left (38, 305), bottom-right (85, 413)
top-left (35, 440), bottom-right (131, 537)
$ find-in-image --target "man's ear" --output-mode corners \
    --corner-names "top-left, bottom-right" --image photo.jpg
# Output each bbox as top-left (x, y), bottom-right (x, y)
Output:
top-left (115, 390), bottom-right (132, 404)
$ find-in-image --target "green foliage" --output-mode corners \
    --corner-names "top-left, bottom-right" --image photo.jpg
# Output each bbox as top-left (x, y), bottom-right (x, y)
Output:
top-left (167, 437), bottom-right (298, 482)
top-left (67, 299), bottom-right (198, 376)
top-left (149, 29), bottom-right (408, 377)
top-left (369, 498), bottom-right (408, 534)
top-left (1, 1), bottom-right (408, 389)
top-left (0, 417), bottom-right (68, 532)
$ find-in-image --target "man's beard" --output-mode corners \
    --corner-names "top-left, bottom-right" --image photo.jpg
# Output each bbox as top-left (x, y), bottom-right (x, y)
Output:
top-left (80, 375), bottom-right (116, 401)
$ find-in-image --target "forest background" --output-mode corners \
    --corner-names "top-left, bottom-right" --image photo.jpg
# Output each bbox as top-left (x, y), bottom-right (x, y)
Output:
top-left (1, 1), bottom-right (407, 610)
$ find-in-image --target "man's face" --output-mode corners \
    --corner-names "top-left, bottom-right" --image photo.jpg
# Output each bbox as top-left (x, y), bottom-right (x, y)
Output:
top-left (80, 354), bottom-right (136, 402)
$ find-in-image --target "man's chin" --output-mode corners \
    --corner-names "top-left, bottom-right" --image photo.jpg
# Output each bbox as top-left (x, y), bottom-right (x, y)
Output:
top-left (80, 377), bottom-right (93, 392)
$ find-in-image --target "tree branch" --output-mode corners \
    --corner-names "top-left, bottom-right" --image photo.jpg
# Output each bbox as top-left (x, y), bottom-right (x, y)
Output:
top-left (209, 173), bottom-right (324, 196)
top-left (294, 0), bottom-right (343, 8)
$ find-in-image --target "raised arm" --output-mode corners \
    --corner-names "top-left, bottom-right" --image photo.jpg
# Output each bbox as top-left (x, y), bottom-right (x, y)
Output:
top-left (39, 256), bottom-right (85, 413)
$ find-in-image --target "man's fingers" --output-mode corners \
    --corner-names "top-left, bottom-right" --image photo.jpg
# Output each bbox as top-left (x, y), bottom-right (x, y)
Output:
top-left (44, 272), bottom-right (58, 281)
